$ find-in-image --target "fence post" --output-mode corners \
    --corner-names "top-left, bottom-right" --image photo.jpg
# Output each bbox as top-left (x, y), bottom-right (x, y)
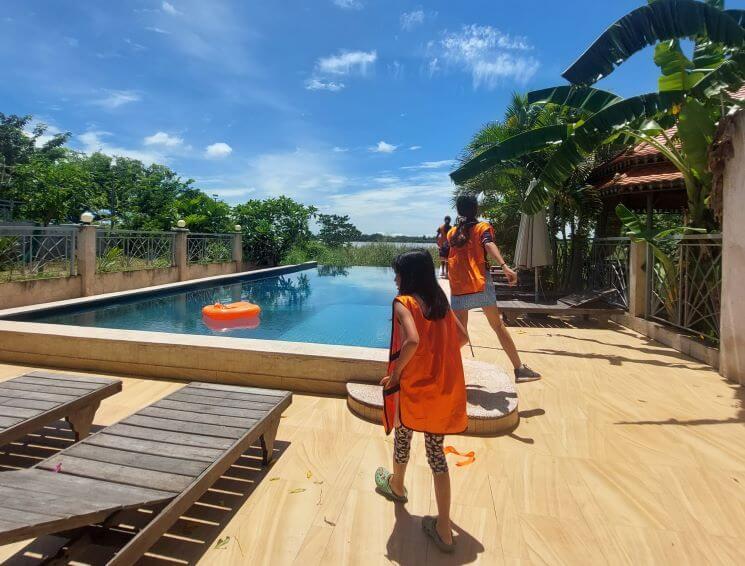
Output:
top-left (77, 225), bottom-right (97, 296)
top-left (174, 229), bottom-right (189, 281)
top-left (628, 240), bottom-right (648, 319)
top-left (232, 231), bottom-right (243, 267)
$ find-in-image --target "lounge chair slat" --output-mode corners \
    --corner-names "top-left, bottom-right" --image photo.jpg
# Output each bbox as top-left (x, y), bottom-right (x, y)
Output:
top-left (182, 384), bottom-right (285, 401)
top-left (12, 375), bottom-right (102, 391)
top-left (0, 486), bottom-right (131, 517)
top-left (0, 469), bottom-right (176, 503)
top-left (0, 388), bottom-right (75, 404)
top-left (187, 382), bottom-right (288, 397)
top-left (155, 399), bottom-right (277, 418)
top-left (0, 372), bottom-right (121, 447)
top-left (85, 433), bottom-right (223, 463)
top-left (63, 444), bottom-right (209, 477)
top-left (0, 396), bottom-right (60, 411)
top-left (38, 455), bottom-right (195, 493)
top-left (0, 381), bottom-right (81, 397)
top-left (0, 406), bottom-right (43, 419)
top-left (122, 415), bottom-right (248, 439)
top-left (0, 415), bottom-right (25, 428)
top-left (139, 406), bottom-right (266, 428)
top-left (167, 391), bottom-right (277, 409)
top-left (103, 424), bottom-right (234, 450)
top-left (25, 370), bottom-right (117, 385)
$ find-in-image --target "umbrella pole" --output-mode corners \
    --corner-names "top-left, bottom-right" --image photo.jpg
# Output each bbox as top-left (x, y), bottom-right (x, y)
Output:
top-left (534, 266), bottom-right (539, 303)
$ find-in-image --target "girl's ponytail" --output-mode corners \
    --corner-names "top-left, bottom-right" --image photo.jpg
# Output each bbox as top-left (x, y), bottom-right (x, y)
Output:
top-left (450, 195), bottom-right (479, 248)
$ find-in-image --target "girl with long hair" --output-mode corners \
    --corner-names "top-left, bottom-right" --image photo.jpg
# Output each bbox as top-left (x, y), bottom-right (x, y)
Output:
top-left (375, 249), bottom-right (469, 553)
top-left (448, 195), bottom-right (540, 383)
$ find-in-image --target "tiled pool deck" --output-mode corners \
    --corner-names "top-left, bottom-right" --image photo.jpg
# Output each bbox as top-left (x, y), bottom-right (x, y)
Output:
top-left (1, 311), bottom-right (744, 564)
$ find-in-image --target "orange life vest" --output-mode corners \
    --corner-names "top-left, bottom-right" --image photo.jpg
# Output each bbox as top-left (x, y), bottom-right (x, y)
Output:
top-left (436, 224), bottom-right (448, 247)
top-left (383, 295), bottom-right (467, 436)
top-left (447, 221), bottom-right (495, 296)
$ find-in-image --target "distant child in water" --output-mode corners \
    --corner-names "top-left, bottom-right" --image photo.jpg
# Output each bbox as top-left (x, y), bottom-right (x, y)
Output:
top-left (375, 249), bottom-right (469, 553)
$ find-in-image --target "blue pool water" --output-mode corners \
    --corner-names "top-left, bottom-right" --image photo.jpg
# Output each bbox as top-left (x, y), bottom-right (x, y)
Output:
top-left (21, 266), bottom-right (396, 348)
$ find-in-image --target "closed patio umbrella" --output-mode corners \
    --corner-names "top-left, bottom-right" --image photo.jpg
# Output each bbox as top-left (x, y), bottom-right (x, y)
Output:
top-left (514, 182), bottom-right (553, 302)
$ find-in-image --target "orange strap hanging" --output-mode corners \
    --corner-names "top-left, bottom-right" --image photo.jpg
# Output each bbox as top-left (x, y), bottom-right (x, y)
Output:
top-left (444, 445), bottom-right (476, 467)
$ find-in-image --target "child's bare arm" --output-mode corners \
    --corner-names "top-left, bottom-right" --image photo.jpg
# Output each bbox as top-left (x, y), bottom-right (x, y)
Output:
top-left (381, 302), bottom-right (419, 389)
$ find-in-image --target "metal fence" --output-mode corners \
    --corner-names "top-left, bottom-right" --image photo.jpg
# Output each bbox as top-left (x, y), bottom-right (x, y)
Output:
top-left (187, 233), bottom-right (233, 264)
top-left (648, 233), bottom-right (722, 342)
top-left (0, 226), bottom-right (77, 282)
top-left (96, 229), bottom-right (175, 273)
top-left (585, 237), bottom-right (631, 308)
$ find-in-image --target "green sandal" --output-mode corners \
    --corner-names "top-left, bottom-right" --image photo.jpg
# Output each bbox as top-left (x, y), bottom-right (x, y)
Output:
top-left (374, 467), bottom-right (408, 503)
top-left (422, 516), bottom-right (455, 553)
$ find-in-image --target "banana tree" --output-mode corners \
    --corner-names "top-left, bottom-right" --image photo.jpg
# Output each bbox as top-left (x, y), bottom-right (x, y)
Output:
top-left (450, 0), bottom-right (745, 227)
top-left (616, 203), bottom-right (704, 321)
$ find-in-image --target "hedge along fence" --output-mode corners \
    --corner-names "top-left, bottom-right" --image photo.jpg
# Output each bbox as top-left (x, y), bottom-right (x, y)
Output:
top-left (187, 233), bottom-right (233, 264)
top-left (96, 229), bottom-right (176, 273)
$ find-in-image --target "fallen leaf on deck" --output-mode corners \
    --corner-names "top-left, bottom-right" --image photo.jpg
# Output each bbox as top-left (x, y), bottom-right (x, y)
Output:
top-left (215, 536), bottom-right (230, 550)
top-left (324, 517), bottom-right (336, 526)
top-left (289, 488), bottom-right (306, 494)
top-left (306, 470), bottom-right (313, 479)
top-left (269, 477), bottom-right (280, 481)
top-left (313, 480), bottom-right (324, 485)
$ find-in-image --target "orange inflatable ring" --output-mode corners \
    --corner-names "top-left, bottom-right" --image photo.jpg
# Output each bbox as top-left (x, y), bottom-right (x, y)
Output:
top-left (202, 301), bottom-right (261, 320)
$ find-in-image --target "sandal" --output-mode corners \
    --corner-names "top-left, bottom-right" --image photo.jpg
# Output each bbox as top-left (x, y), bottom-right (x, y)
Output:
top-left (374, 467), bottom-right (408, 503)
top-left (422, 516), bottom-right (455, 553)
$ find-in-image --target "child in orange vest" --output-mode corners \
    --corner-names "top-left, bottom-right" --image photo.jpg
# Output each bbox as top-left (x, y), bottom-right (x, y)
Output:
top-left (375, 249), bottom-right (469, 553)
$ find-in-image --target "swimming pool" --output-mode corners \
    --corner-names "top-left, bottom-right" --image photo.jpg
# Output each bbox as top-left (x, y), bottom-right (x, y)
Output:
top-left (13, 265), bottom-right (396, 348)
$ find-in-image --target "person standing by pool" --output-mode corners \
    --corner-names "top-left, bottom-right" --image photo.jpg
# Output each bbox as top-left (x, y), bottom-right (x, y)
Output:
top-left (375, 250), bottom-right (469, 553)
top-left (435, 216), bottom-right (452, 279)
top-left (448, 195), bottom-right (541, 383)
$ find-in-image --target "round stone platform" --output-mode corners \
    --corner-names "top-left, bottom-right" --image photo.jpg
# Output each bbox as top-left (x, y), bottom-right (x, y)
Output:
top-left (346, 359), bottom-right (518, 435)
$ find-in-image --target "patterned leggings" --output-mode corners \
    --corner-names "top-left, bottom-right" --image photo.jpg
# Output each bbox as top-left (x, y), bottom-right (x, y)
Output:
top-left (394, 426), bottom-right (448, 474)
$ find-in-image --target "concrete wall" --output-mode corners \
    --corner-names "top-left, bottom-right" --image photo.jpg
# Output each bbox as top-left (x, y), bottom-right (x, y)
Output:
top-left (0, 261), bottom-right (245, 310)
top-left (0, 276), bottom-right (83, 310)
top-left (719, 112), bottom-right (745, 385)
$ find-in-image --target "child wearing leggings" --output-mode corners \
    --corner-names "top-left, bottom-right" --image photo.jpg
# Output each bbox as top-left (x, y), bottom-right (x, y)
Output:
top-left (375, 250), bottom-right (469, 553)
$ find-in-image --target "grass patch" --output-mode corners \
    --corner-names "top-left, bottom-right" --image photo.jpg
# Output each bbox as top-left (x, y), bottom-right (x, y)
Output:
top-left (283, 241), bottom-right (437, 268)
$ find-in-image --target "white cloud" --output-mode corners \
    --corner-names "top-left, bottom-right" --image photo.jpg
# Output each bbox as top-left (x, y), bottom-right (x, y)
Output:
top-left (401, 159), bottom-right (456, 170)
top-left (91, 90), bottom-right (141, 109)
top-left (205, 142), bottom-right (233, 159)
top-left (145, 26), bottom-right (171, 34)
top-left (305, 78), bottom-right (345, 92)
top-left (162, 1), bottom-right (181, 15)
top-left (248, 149), bottom-right (347, 200)
top-left (78, 131), bottom-right (164, 165)
top-left (333, 146), bottom-right (349, 152)
top-left (144, 131), bottom-right (183, 147)
top-left (400, 10), bottom-right (425, 31)
top-left (317, 50), bottom-right (377, 76)
top-left (409, 145), bottom-right (422, 151)
top-left (370, 141), bottom-right (397, 154)
top-left (23, 122), bottom-right (62, 148)
top-left (435, 24), bottom-right (539, 88)
top-left (333, 0), bottom-right (363, 9)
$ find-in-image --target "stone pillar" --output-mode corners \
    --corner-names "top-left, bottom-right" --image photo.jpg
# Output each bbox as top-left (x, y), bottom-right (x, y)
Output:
top-left (628, 240), bottom-right (648, 318)
top-left (174, 229), bottom-right (189, 281)
top-left (232, 232), bottom-right (243, 268)
top-left (719, 113), bottom-right (745, 385)
top-left (77, 224), bottom-right (97, 296)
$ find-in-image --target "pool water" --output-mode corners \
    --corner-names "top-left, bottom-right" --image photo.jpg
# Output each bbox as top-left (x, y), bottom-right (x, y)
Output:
top-left (25, 266), bottom-right (397, 348)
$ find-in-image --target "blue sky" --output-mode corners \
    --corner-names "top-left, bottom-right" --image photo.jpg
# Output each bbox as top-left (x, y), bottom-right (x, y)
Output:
top-left (0, 0), bottom-right (687, 234)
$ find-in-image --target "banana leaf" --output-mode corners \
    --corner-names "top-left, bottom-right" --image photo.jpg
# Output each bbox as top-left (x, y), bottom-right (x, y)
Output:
top-left (562, 0), bottom-right (745, 85)
top-left (724, 9), bottom-right (745, 27)
top-left (521, 92), bottom-right (683, 214)
top-left (677, 98), bottom-right (716, 181)
top-left (527, 86), bottom-right (623, 113)
top-left (655, 39), bottom-right (705, 91)
top-left (449, 125), bottom-right (569, 185)
top-left (690, 50), bottom-right (745, 97)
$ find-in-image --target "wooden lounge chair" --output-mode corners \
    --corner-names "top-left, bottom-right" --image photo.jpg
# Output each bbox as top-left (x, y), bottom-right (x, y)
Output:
top-left (0, 381), bottom-right (291, 565)
top-left (0, 371), bottom-right (122, 446)
top-left (497, 288), bottom-right (625, 323)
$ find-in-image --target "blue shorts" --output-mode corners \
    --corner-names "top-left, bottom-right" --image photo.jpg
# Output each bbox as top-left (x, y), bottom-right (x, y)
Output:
top-left (450, 279), bottom-right (497, 311)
